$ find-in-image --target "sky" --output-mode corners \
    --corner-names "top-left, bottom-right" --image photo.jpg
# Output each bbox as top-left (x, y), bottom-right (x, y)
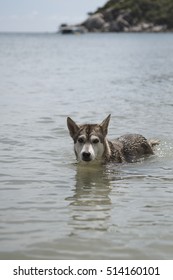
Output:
top-left (0, 0), bottom-right (107, 32)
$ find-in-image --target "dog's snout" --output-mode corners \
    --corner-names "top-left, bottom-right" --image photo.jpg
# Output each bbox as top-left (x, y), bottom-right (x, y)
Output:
top-left (82, 152), bottom-right (91, 161)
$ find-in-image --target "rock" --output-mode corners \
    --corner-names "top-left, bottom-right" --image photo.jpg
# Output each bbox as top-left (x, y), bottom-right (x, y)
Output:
top-left (109, 20), bottom-right (122, 32)
top-left (151, 25), bottom-right (167, 32)
top-left (126, 22), bottom-right (167, 33)
top-left (116, 14), bottom-right (130, 28)
top-left (83, 13), bottom-right (105, 32)
top-left (141, 22), bottom-right (154, 30)
top-left (129, 25), bottom-right (143, 32)
top-left (102, 22), bottom-right (111, 32)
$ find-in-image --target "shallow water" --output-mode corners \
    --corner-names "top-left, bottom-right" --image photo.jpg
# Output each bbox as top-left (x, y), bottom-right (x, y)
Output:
top-left (0, 33), bottom-right (173, 259)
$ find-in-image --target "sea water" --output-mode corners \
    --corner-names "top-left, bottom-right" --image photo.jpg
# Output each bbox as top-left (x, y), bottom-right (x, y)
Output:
top-left (0, 32), bottom-right (173, 259)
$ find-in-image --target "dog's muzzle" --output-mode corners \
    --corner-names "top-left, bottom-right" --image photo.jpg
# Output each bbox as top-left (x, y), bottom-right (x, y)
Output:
top-left (82, 152), bottom-right (92, 162)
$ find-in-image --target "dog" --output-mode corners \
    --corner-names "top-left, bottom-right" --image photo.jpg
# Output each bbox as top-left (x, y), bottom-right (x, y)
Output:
top-left (67, 114), bottom-right (159, 164)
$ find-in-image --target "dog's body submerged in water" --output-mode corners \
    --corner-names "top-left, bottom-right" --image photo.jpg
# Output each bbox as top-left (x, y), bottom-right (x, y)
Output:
top-left (67, 114), bottom-right (159, 164)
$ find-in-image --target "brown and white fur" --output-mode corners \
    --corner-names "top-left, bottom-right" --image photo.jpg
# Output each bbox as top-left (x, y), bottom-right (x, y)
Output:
top-left (67, 114), bottom-right (159, 164)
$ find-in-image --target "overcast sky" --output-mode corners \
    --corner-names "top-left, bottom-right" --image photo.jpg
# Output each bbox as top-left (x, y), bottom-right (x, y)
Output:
top-left (0, 0), bottom-right (107, 32)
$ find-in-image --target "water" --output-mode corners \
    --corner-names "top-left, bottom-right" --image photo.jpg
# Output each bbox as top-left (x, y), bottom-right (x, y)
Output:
top-left (0, 32), bottom-right (173, 260)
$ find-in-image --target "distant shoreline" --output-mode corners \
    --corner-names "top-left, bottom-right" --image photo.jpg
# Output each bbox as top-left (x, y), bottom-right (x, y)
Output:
top-left (59, 0), bottom-right (173, 34)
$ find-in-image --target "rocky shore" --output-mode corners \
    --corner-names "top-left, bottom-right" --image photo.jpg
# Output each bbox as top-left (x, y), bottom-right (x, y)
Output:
top-left (60, 0), bottom-right (173, 33)
top-left (81, 11), bottom-right (167, 33)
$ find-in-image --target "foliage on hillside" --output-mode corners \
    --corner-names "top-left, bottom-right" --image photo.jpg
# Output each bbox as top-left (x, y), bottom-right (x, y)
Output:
top-left (97, 0), bottom-right (173, 28)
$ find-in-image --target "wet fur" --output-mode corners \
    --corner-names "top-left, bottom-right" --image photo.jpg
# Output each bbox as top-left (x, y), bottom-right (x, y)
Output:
top-left (67, 114), bottom-right (159, 164)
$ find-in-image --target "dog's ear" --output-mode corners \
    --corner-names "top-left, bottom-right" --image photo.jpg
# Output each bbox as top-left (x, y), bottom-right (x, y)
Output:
top-left (100, 114), bottom-right (111, 137)
top-left (67, 117), bottom-right (80, 139)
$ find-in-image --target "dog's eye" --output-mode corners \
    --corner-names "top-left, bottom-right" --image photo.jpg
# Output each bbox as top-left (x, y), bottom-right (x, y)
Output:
top-left (78, 138), bottom-right (85, 144)
top-left (92, 138), bottom-right (99, 144)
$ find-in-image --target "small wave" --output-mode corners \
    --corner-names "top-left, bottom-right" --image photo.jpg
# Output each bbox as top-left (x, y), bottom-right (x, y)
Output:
top-left (155, 139), bottom-right (173, 159)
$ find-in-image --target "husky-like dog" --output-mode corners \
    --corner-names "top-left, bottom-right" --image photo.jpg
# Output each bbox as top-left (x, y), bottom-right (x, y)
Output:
top-left (67, 114), bottom-right (159, 164)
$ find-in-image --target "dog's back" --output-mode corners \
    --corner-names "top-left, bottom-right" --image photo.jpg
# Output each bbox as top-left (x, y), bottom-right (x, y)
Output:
top-left (109, 134), bottom-right (158, 163)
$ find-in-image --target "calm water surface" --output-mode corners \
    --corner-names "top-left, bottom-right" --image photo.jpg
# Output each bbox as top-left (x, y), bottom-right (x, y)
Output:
top-left (0, 33), bottom-right (173, 259)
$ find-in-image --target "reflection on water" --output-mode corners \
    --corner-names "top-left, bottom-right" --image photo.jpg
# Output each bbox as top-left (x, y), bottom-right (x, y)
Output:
top-left (66, 165), bottom-right (113, 236)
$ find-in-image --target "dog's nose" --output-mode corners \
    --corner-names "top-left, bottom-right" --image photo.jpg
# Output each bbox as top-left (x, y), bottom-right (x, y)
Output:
top-left (82, 152), bottom-right (91, 161)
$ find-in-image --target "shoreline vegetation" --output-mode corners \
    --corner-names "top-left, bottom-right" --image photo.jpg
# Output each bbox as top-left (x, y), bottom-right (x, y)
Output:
top-left (59, 0), bottom-right (173, 33)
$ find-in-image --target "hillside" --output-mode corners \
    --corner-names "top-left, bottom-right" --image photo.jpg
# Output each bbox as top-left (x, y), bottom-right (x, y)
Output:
top-left (81, 0), bottom-right (173, 32)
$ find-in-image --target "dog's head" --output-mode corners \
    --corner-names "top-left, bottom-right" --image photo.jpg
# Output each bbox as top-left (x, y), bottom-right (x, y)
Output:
top-left (67, 115), bottom-right (111, 163)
